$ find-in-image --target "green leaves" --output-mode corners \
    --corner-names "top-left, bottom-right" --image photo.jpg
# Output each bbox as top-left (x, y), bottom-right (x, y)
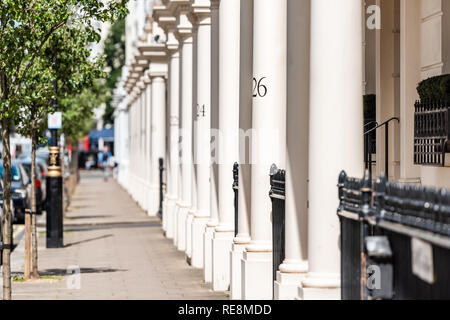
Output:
top-left (0, 0), bottom-right (129, 139)
top-left (417, 74), bottom-right (450, 102)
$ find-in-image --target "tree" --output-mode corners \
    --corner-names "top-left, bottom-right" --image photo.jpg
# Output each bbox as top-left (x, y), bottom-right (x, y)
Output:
top-left (0, 0), bottom-right (128, 300)
top-left (14, 26), bottom-right (105, 280)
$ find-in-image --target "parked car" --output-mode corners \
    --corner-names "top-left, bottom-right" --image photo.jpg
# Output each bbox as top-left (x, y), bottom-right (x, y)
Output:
top-left (0, 179), bottom-right (14, 264)
top-left (0, 160), bottom-right (32, 223)
top-left (18, 156), bottom-right (47, 209)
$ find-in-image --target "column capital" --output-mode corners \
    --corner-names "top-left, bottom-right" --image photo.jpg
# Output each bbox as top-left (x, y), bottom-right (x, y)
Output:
top-left (152, 6), bottom-right (180, 54)
top-left (143, 71), bottom-right (152, 85)
top-left (190, 0), bottom-right (211, 21)
top-left (136, 80), bottom-right (146, 93)
top-left (174, 2), bottom-right (194, 40)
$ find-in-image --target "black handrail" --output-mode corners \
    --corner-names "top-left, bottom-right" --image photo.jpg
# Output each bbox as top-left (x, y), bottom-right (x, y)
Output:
top-left (363, 117), bottom-right (399, 180)
top-left (364, 120), bottom-right (378, 128)
top-left (363, 121), bottom-right (378, 176)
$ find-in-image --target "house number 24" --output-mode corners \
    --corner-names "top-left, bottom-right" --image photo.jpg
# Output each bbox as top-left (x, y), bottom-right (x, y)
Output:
top-left (253, 77), bottom-right (267, 98)
top-left (197, 104), bottom-right (206, 117)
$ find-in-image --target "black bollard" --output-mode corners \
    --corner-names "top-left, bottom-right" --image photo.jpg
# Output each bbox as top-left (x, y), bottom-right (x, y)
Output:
top-left (46, 139), bottom-right (63, 248)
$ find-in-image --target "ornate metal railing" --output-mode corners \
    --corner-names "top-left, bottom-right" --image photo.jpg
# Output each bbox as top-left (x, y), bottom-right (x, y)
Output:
top-left (414, 100), bottom-right (450, 166)
top-left (338, 171), bottom-right (450, 300)
top-left (364, 117), bottom-right (399, 180)
top-left (269, 164), bottom-right (286, 286)
top-left (158, 158), bottom-right (165, 219)
top-left (233, 162), bottom-right (239, 237)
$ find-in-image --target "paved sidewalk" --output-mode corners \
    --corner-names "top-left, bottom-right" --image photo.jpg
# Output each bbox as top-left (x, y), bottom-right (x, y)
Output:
top-left (3, 170), bottom-right (228, 300)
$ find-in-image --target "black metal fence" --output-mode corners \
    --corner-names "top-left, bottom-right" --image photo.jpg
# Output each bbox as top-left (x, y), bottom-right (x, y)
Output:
top-left (233, 163), bottom-right (239, 237)
top-left (270, 164), bottom-right (286, 285)
top-left (364, 117), bottom-right (399, 179)
top-left (414, 100), bottom-right (450, 166)
top-left (158, 158), bottom-right (165, 219)
top-left (337, 171), bottom-right (370, 300)
top-left (338, 170), bottom-right (450, 299)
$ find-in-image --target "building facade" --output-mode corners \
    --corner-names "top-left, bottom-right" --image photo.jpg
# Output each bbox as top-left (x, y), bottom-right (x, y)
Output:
top-left (113, 0), bottom-right (450, 300)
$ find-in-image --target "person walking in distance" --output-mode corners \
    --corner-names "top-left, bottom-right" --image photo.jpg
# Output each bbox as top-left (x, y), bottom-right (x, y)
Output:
top-left (101, 146), bottom-right (112, 181)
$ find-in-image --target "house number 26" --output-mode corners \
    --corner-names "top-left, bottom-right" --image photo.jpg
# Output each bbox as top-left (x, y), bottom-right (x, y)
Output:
top-left (253, 77), bottom-right (267, 98)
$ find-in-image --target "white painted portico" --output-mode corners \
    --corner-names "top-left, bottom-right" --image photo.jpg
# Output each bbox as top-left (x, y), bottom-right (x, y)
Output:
top-left (114, 0), bottom-right (450, 301)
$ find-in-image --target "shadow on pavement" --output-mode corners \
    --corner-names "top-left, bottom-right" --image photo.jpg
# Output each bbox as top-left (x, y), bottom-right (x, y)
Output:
top-left (64, 222), bottom-right (161, 233)
top-left (64, 234), bottom-right (113, 248)
top-left (65, 214), bottom-right (112, 219)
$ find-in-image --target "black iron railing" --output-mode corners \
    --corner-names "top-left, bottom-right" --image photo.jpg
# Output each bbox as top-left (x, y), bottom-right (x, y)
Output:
top-left (364, 120), bottom-right (377, 172)
top-left (158, 158), bottom-right (165, 219)
top-left (337, 171), bottom-right (372, 300)
top-left (414, 100), bottom-right (450, 166)
top-left (233, 162), bottom-right (239, 237)
top-left (364, 117), bottom-right (399, 180)
top-left (338, 171), bottom-right (450, 299)
top-left (269, 164), bottom-right (286, 286)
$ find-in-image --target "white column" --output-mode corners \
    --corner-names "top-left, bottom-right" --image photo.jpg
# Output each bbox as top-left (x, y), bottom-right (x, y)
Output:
top-left (167, 47), bottom-right (180, 240)
top-left (176, 7), bottom-right (194, 253)
top-left (242, 0), bottom-right (287, 300)
top-left (149, 75), bottom-right (167, 217)
top-left (212, 0), bottom-right (240, 292)
top-left (203, 0), bottom-right (220, 283)
top-left (186, 23), bottom-right (197, 259)
top-left (191, 1), bottom-right (212, 269)
top-left (274, 0), bottom-right (310, 301)
top-left (140, 86), bottom-right (146, 208)
top-left (144, 73), bottom-right (152, 213)
top-left (129, 95), bottom-right (135, 196)
top-left (298, 0), bottom-right (363, 300)
top-left (230, 0), bottom-right (252, 300)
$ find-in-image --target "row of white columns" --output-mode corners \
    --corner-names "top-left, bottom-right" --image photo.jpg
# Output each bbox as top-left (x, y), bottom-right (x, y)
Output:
top-left (122, 0), bottom-right (364, 300)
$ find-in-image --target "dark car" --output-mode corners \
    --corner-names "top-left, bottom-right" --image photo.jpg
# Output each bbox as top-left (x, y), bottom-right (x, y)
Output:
top-left (18, 154), bottom-right (48, 203)
top-left (18, 158), bottom-right (45, 213)
top-left (0, 160), bottom-right (31, 223)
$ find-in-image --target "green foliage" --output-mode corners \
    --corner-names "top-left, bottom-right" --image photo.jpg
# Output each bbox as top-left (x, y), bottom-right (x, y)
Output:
top-left (417, 74), bottom-right (450, 102)
top-left (102, 18), bottom-right (126, 125)
top-left (0, 0), bottom-right (129, 141)
top-left (0, 0), bottom-right (129, 107)
top-left (60, 79), bottom-right (108, 143)
top-left (14, 26), bottom-right (105, 142)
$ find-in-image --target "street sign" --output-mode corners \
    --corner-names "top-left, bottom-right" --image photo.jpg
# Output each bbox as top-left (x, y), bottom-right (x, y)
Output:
top-left (48, 112), bottom-right (62, 129)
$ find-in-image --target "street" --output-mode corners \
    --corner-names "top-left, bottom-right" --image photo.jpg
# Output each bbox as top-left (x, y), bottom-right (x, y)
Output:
top-left (1, 171), bottom-right (227, 300)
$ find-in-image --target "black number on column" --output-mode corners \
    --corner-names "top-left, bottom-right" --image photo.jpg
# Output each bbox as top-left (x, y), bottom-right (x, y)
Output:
top-left (253, 77), bottom-right (267, 98)
top-left (197, 104), bottom-right (206, 117)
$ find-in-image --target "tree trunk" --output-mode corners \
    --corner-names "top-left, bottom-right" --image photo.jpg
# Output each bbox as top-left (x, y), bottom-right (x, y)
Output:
top-left (1, 116), bottom-right (12, 300)
top-left (31, 129), bottom-right (39, 279)
top-left (24, 210), bottom-right (31, 279)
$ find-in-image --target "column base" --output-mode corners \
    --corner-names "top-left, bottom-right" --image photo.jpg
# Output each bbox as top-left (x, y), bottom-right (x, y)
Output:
top-left (173, 202), bottom-right (180, 246)
top-left (185, 210), bottom-right (195, 260)
top-left (191, 216), bottom-right (209, 269)
top-left (274, 261), bottom-right (308, 300)
top-left (147, 185), bottom-right (159, 217)
top-left (177, 204), bottom-right (188, 251)
top-left (230, 240), bottom-right (249, 300)
top-left (297, 273), bottom-right (341, 300)
top-left (203, 225), bottom-right (216, 283)
top-left (212, 230), bottom-right (234, 291)
top-left (242, 250), bottom-right (273, 300)
top-left (165, 196), bottom-right (177, 239)
top-left (274, 272), bottom-right (306, 300)
top-left (162, 196), bottom-right (168, 233)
